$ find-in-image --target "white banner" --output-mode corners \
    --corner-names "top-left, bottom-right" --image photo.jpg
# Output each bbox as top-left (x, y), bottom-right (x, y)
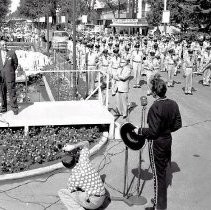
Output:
top-left (61, 16), bottom-right (66, 23)
top-left (162, 10), bottom-right (170, 23)
top-left (82, 15), bottom-right (88, 23)
top-left (39, 17), bottom-right (45, 22)
top-left (49, 16), bottom-right (52, 23)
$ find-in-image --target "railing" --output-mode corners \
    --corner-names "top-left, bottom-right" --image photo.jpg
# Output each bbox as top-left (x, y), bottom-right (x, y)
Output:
top-left (16, 69), bottom-right (110, 108)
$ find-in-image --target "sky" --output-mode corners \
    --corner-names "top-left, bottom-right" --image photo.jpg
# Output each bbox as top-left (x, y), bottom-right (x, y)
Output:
top-left (10, 0), bottom-right (20, 13)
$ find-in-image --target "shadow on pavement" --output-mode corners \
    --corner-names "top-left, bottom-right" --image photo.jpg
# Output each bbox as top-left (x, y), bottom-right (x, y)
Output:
top-left (167, 161), bottom-right (180, 187)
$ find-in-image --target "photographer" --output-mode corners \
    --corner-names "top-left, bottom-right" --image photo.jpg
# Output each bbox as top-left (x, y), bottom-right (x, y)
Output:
top-left (58, 141), bottom-right (106, 210)
top-left (134, 74), bottom-right (182, 210)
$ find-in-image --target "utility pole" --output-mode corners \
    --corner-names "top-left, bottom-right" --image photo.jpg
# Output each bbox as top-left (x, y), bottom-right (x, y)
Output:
top-left (47, 13), bottom-right (50, 54)
top-left (164, 0), bottom-right (167, 34)
top-left (72, 0), bottom-right (77, 98)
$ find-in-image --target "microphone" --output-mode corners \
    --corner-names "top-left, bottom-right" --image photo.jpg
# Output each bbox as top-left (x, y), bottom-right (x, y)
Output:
top-left (140, 96), bottom-right (148, 106)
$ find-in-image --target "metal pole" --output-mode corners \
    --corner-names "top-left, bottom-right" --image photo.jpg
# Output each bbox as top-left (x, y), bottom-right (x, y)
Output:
top-left (72, 0), bottom-right (77, 98)
top-left (47, 13), bottom-right (50, 54)
top-left (164, 0), bottom-right (167, 34)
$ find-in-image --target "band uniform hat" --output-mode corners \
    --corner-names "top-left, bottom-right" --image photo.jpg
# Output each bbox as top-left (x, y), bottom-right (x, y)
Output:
top-left (115, 43), bottom-right (119, 48)
top-left (168, 48), bottom-right (174, 54)
top-left (125, 45), bottom-right (130, 51)
top-left (108, 42), bottom-right (113, 46)
top-left (134, 42), bottom-right (140, 48)
top-left (206, 46), bottom-right (211, 50)
top-left (120, 122), bottom-right (145, 150)
top-left (95, 44), bottom-right (100, 48)
top-left (150, 50), bottom-right (156, 56)
top-left (103, 49), bottom-right (108, 54)
top-left (88, 43), bottom-right (94, 48)
top-left (188, 48), bottom-right (194, 54)
top-left (113, 48), bottom-right (119, 54)
top-left (102, 39), bottom-right (106, 43)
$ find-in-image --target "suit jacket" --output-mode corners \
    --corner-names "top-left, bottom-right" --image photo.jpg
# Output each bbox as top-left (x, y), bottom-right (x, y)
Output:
top-left (115, 64), bottom-right (132, 93)
top-left (0, 49), bottom-right (18, 82)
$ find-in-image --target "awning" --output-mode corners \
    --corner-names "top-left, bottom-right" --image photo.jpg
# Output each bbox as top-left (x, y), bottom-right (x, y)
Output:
top-left (110, 23), bottom-right (148, 27)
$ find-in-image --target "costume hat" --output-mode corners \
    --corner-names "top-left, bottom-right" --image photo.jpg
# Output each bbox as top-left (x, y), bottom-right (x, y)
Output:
top-left (120, 123), bottom-right (145, 150)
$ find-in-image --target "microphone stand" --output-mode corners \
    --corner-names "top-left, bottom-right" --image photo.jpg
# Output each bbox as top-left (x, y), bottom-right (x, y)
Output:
top-left (127, 104), bottom-right (147, 205)
top-left (111, 102), bottom-right (147, 206)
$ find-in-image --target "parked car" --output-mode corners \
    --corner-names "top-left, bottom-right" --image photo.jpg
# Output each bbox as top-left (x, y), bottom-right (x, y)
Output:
top-left (51, 31), bottom-right (70, 50)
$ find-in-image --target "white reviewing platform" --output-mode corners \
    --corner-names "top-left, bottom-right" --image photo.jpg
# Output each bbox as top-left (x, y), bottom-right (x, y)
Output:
top-left (0, 100), bottom-right (115, 139)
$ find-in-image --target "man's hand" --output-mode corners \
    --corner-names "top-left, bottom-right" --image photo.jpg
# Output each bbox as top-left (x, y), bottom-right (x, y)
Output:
top-left (63, 144), bottom-right (75, 152)
top-left (134, 127), bottom-right (139, 135)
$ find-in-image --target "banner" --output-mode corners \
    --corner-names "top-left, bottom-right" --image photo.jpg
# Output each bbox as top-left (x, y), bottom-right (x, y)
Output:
top-left (82, 15), bottom-right (88, 24)
top-left (49, 16), bottom-right (52, 23)
top-left (162, 10), bottom-right (170, 23)
top-left (39, 17), bottom-right (45, 23)
top-left (61, 16), bottom-right (66, 23)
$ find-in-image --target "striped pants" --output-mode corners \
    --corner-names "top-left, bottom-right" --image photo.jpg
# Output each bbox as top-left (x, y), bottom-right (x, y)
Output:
top-left (148, 138), bottom-right (172, 210)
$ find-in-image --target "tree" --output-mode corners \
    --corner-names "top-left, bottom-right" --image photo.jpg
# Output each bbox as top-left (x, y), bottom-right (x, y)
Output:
top-left (146, 0), bottom-right (211, 32)
top-left (17, 0), bottom-right (98, 25)
top-left (0, 0), bottom-right (11, 23)
top-left (98, 0), bottom-right (127, 18)
top-left (179, 0), bottom-right (211, 32)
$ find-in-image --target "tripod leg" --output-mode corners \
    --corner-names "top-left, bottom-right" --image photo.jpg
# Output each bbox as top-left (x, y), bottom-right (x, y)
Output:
top-left (137, 150), bottom-right (142, 194)
top-left (123, 146), bottom-right (128, 197)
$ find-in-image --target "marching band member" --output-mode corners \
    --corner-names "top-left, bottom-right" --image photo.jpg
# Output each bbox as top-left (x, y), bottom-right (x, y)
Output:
top-left (109, 48), bottom-right (121, 96)
top-left (143, 51), bottom-right (160, 95)
top-left (165, 49), bottom-right (176, 87)
top-left (85, 43), bottom-right (99, 94)
top-left (131, 42), bottom-right (143, 88)
top-left (200, 46), bottom-right (211, 86)
top-left (107, 42), bottom-right (113, 56)
top-left (184, 49), bottom-right (195, 95)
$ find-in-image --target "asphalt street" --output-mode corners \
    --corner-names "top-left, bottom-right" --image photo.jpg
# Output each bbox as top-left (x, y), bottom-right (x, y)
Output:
top-left (0, 70), bottom-right (210, 210)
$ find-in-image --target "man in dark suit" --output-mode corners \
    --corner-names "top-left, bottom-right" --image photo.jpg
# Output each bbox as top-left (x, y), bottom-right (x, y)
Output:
top-left (0, 39), bottom-right (19, 115)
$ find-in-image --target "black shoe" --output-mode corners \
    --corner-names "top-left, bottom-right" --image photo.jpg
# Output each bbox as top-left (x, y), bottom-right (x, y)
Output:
top-left (0, 108), bottom-right (7, 113)
top-left (145, 207), bottom-right (155, 210)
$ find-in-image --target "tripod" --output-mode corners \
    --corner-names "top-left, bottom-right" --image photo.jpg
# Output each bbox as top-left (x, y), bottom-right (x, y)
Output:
top-left (111, 104), bottom-right (147, 206)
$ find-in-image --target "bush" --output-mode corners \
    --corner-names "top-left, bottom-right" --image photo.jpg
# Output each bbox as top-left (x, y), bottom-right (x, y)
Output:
top-left (0, 126), bottom-right (102, 174)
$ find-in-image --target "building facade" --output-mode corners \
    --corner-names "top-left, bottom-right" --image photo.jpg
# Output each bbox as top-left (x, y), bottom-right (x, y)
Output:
top-left (95, 0), bottom-right (150, 35)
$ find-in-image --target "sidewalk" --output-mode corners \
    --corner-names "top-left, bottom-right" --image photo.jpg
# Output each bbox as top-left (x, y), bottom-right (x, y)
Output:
top-left (0, 71), bottom-right (211, 210)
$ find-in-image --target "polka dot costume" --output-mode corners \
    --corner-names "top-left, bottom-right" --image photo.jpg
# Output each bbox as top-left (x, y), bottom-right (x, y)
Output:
top-left (67, 147), bottom-right (105, 196)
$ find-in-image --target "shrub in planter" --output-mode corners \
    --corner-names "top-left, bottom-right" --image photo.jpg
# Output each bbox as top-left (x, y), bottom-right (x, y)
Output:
top-left (0, 126), bottom-right (102, 174)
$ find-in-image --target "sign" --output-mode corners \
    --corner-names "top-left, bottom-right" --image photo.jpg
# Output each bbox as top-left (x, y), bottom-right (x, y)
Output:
top-left (113, 19), bottom-right (138, 24)
top-left (49, 16), bottom-right (52, 23)
top-left (82, 15), bottom-right (88, 24)
top-left (61, 16), bottom-right (66, 23)
top-left (39, 17), bottom-right (45, 22)
top-left (162, 10), bottom-right (170, 23)
top-left (52, 42), bottom-right (67, 50)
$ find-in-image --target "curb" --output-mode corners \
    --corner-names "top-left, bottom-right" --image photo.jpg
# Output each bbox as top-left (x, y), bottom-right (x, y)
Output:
top-left (42, 75), bottom-right (55, 101)
top-left (0, 132), bottom-right (109, 182)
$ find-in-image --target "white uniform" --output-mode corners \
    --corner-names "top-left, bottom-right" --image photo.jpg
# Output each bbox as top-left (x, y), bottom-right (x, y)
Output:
top-left (131, 49), bottom-right (143, 86)
top-left (109, 56), bottom-right (121, 95)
